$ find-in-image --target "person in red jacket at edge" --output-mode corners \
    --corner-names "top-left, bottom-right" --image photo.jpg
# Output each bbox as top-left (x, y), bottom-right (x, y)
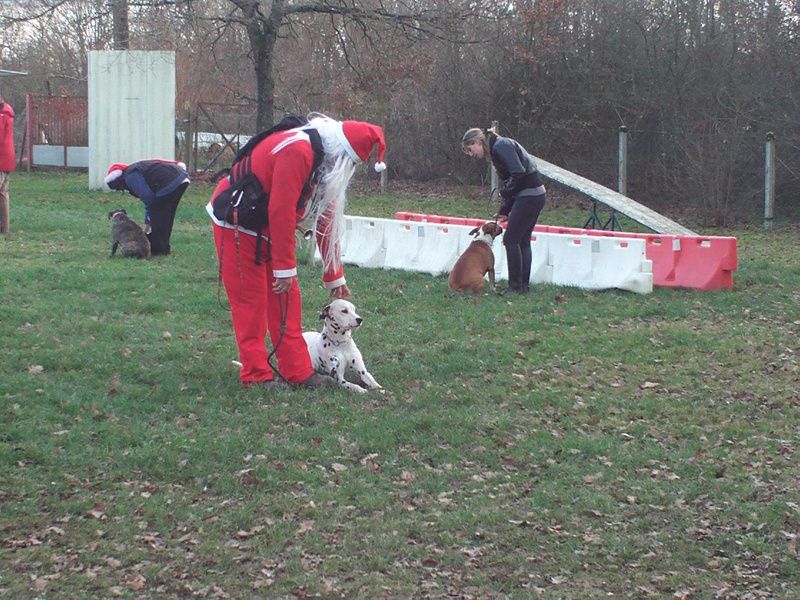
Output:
top-left (0, 96), bottom-right (15, 234)
top-left (206, 113), bottom-right (387, 389)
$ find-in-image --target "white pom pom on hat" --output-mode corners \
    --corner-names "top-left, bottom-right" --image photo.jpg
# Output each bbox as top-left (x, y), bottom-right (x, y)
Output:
top-left (177, 161), bottom-right (186, 171)
top-left (339, 120), bottom-right (387, 172)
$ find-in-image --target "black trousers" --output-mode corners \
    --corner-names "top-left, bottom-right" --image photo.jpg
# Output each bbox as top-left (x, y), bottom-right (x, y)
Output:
top-left (503, 193), bottom-right (546, 290)
top-left (147, 182), bottom-right (189, 255)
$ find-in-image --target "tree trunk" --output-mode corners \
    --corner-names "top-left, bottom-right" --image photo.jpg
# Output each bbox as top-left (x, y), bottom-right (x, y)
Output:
top-left (233, 0), bottom-right (282, 130)
top-left (247, 18), bottom-right (279, 130)
top-left (111, 0), bottom-right (129, 50)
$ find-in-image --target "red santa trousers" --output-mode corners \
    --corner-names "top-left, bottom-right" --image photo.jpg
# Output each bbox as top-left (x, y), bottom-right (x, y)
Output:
top-left (213, 223), bottom-right (315, 385)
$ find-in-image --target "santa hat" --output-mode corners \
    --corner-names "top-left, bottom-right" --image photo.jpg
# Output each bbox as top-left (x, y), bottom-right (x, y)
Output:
top-left (104, 163), bottom-right (128, 185)
top-left (338, 120), bottom-right (387, 173)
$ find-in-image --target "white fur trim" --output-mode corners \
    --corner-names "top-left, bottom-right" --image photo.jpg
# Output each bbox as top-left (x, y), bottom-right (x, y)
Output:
top-left (271, 131), bottom-right (310, 155)
top-left (324, 276), bottom-right (347, 290)
top-left (334, 123), bottom-right (361, 163)
top-left (273, 268), bottom-right (298, 278)
top-left (374, 162), bottom-right (386, 173)
top-left (104, 169), bottom-right (123, 185)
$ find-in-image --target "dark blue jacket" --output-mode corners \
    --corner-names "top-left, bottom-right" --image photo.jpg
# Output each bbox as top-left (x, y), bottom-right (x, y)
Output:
top-left (109, 160), bottom-right (189, 211)
top-left (489, 135), bottom-right (546, 216)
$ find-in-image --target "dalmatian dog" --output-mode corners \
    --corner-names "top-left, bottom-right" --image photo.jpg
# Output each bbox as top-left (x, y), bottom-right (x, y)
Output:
top-left (303, 299), bottom-right (383, 394)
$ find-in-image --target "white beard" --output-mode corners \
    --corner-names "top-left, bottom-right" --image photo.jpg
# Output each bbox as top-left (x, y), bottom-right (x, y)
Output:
top-left (301, 150), bottom-right (355, 274)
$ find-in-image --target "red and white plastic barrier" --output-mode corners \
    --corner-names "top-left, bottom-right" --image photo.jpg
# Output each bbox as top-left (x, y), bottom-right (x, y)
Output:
top-left (321, 215), bottom-right (654, 294)
top-left (395, 212), bottom-right (737, 291)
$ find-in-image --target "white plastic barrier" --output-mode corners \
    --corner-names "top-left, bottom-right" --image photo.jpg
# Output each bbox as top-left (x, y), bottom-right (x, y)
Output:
top-left (491, 238), bottom-right (509, 282)
top-left (529, 233), bottom-right (550, 284)
top-left (547, 235), bottom-right (653, 294)
top-left (319, 216), bottom-right (653, 294)
top-left (591, 237), bottom-right (653, 294)
top-left (337, 216), bottom-right (391, 268)
top-left (383, 221), bottom-right (462, 276)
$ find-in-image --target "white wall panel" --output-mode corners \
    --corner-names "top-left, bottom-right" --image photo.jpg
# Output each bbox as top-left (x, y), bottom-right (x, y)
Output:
top-left (88, 51), bottom-right (175, 190)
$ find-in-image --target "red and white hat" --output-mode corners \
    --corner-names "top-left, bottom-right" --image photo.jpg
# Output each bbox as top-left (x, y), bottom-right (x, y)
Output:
top-left (104, 163), bottom-right (128, 185)
top-left (338, 120), bottom-right (387, 172)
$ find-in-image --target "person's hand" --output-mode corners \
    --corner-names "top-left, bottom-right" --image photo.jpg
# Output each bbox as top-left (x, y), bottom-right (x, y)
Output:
top-left (330, 284), bottom-right (351, 299)
top-left (492, 213), bottom-right (508, 224)
top-left (272, 276), bottom-right (295, 294)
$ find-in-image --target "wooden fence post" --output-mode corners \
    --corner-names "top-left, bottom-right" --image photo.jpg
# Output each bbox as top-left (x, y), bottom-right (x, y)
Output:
top-left (618, 125), bottom-right (628, 196)
top-left (25, 94), bottom-right (32, 172)
top-left (764, 132), bottom-right (775, 230)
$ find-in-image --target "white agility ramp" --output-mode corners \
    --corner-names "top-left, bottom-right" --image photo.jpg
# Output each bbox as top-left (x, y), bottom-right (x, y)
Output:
top-left (322, 216), bottom-right (653, 294)
top-left (534, 155), bottom-right (697, 236)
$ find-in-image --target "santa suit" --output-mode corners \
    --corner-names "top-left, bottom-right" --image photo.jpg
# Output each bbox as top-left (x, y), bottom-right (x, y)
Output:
top-left (206, 129), bottom-right (344, 385)
top-left (0, 101), bottom-right (14, 174)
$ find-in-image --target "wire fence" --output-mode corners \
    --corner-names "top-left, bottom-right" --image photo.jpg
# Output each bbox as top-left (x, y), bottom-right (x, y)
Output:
top-left (19, 95), bottom-right (799, 224)
top-left (490, 121), bottom-right (800, 225)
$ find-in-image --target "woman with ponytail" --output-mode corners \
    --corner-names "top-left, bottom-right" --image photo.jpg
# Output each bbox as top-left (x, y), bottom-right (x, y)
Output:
top-left (462, 127), bottom-right (546, 294)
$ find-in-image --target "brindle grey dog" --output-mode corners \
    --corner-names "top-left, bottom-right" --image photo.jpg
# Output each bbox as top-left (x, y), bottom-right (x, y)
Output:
top-left (108, 209), bottom-right (151, 258)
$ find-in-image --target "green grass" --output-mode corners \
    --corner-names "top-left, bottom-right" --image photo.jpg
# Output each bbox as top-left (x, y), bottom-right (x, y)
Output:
top-left (1, 171), bottom-right (799, 598)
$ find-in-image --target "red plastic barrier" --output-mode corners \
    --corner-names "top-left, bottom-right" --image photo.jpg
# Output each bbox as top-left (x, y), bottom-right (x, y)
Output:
top-left (671, 236), bottom-right (738, 290)
top-left (395, 213), bottom-right (473, 226)
top-left (394, 211), bottom-right (737, 290)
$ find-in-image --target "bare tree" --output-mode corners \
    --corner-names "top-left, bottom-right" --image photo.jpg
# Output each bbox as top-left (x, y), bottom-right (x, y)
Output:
top-left (189, 0), bottom-right (473, 129)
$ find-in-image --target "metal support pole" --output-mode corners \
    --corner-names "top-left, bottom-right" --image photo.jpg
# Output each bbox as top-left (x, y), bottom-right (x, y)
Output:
top-left (490, 119), bottom-right (499, 193)
top-left (618, 125), bottom-right (628, 196)
top-left (583, 201), bottom-right (603, 229)
top-left (182, 102), bottom-right (192, 171)
top-left (764, 132), bottom-right (775, 230)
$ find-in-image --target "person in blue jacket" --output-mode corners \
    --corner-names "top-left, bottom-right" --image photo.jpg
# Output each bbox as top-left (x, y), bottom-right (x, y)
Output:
top-left (105, 159), bottom-right (190, 255)
top-left (462, 127), bottom-right (546, 294)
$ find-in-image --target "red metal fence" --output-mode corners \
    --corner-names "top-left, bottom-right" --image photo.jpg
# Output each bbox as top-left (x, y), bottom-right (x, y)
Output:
top-left (25, 94), bottom-right (89, 170)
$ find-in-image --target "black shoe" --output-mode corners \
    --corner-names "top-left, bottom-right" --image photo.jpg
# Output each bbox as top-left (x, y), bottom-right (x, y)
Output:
top-left (503, 285), bottom-right (527, 296)
top-left (300, 372), bottom-right (337, 388)
top-left (250, 379), bottom-right (290, 391)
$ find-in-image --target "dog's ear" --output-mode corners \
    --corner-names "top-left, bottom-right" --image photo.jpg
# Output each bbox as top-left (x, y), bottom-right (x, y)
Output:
top-left (318, 304), bottom-right (331, 321)
top-left (468, 226), bottom-right (480, 237)
top-left (108, 210), bottom-right (114, 220)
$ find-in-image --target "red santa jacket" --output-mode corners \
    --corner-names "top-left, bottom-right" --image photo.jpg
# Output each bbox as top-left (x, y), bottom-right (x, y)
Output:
top-left (206, 129), bottom-right (345, 289)
top-left (0, 101), bottom-right (15, 173)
